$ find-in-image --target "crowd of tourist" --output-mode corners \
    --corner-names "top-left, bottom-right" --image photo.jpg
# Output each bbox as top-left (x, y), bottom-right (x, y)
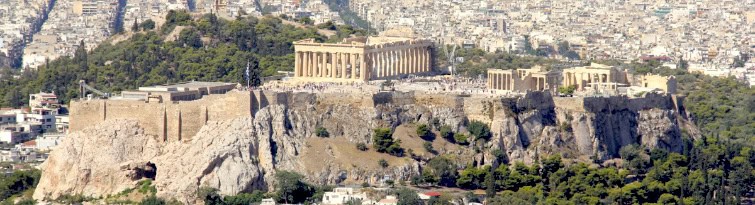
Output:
top-left (249, 76), bottom-right (526, 97)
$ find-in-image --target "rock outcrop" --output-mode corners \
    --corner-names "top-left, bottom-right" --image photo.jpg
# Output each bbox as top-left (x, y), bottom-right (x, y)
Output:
top-left (34, 91), bottom-right (691, 201)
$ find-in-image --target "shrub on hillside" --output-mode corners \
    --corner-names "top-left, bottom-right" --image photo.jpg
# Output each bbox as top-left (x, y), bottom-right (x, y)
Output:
top-left (439, 125), bottom-right (454, 141)
top-left (379, 159), bottom-right (389, 168)
top-left (372, 128), bottom-right (403, 156)
top-left (454, 133), bottom-right (469, 145)
top-left (139, 196), bottom-right (166, 205)
top-left (468, 121), bottom-right (491, 141)
top-left (315, 127), bottom-right (329, 137)
top-left (356, 143), bottom-right (368, 151)
top-left (423, 142), bottom-right (435, 153)
top-left (416, 124), bottom-right (432, 140)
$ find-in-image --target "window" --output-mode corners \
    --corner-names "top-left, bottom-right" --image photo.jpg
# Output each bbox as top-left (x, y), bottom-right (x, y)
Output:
top-left (46, 119), bottom-right (52, 122)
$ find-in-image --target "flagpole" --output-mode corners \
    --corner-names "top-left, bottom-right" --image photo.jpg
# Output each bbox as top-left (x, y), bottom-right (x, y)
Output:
top-left (245, 61), bottom-right (251, 89)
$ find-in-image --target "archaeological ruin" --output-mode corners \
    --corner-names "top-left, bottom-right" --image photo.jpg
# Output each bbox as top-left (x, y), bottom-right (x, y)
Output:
top-left (293, 37), bottom-right (433, 81)
top-left (486, 63), bottom-right (677, 95)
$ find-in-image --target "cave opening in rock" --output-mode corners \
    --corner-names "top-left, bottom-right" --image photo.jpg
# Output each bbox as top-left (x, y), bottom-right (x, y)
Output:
top-left (144, 162), bottom-right (157, 180)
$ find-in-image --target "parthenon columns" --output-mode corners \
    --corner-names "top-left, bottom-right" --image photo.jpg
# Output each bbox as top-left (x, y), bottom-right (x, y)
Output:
top-left (294, 51), bottom-right (368, 80)
top-left (294, 38), bottom-right (433, 81)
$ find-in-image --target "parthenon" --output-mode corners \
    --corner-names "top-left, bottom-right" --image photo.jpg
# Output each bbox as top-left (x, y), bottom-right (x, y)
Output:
top-left (293, 37), bottom-right (433, 81)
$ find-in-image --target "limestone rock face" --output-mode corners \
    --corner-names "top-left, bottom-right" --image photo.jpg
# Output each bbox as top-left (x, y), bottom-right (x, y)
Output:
top-left (33, 120), bottom-right (161, 200)
top-left (34, 118), bottom-right (268, 202)
top-left (35, 91), bottom-right (690, 201)
top-left (153, 117), bottom-right (266, 200)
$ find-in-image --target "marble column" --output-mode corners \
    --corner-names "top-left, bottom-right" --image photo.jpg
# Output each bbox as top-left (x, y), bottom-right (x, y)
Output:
top-left (373, 52), bottom-right (379, 78)
top-left (502, 74), bottom-right (506, 90)
top-left (322, 52), bottom-right (327, 78)
top-left (504, 74), bottom-right (509, 90)
top-left (348, 53), bottom-right (354, 79)
top-left (426, 48), bottom-right (431, 72)
top-left (408, 48), bottom-right (414, 74)
top-left (308, 52), bottom-right (315, 77)
top-left (294, 52), bottom-right (300, 77)
top-left (401, 49), bottom-right (407, 74)
top-left (312, 52), bottom-right (318, 77)
top-left (351, 53), bottom-right (358, 79)
top-left (493, 73), bottom-right (498, 89)
top-left (339, 53), bottom-right (346, 79)
top-left (329, 52), bottom-right (335, 78)
top-left (386, 50), bottom-right (392, 76)
top-left (359, 53), bottom-right (369, 81)
top-left (415, 48), bottom-right (421, 73)
top-left (302, 52), bottom-right (309, 77)
top-left (381, 52), bottom-right (387, 77)
top-left (397, 50), bottom-right (403, 75)
top-left (417, 49), bottom-right (422, 73)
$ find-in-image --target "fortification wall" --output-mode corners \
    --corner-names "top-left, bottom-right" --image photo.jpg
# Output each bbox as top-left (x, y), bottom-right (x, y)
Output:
top-left (69, 91), bottom-right (253, 142)
top-left (70, 89), bottom-right (677, 143)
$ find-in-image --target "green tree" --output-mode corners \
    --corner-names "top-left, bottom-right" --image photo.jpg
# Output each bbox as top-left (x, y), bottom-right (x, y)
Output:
top-left (416, 124), bottom-right (432, 140)
top-left (484, 166), bottom-right (496, 197)
top-left (224, 191), bottom-right (265, 205)
top-left (372, 128), bottom-right (403, 156)
top-left (0, 169), bottom-right (41, 200)
top-left (439, 125), bottom-right (453, 141)
top-left (467, 121), bottom-right (490, 141)
top-left (196, 187), bottom-right (224, 205)
top-left (677, 56), bottom-right (689, 70)
top-left (427, 156), bottom-right (458, 187)
top-left (523, 35), bottom-right (534, 55)
top-left (140, 19), bottom-right (156, 30)
top-left (396, 188), bottom-right (422, 205)
top-left (274, 171), bottom-right (313, 204)
top-left (178, 28), bottom-right (203, 48)
top-left (132, 19), bottom-right (140, 32)
top-left (421, 169), bottom-right (438, 185)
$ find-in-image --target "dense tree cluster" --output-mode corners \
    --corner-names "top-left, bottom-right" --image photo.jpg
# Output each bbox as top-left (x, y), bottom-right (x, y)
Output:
top-left (0, 169), bottom-right (40, 203)
top-left (412, 137), bottom-right (754, 204)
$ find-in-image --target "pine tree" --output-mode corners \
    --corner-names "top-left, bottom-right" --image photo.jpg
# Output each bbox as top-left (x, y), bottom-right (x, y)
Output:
top-left (132, 18), bottom-right (139, 32)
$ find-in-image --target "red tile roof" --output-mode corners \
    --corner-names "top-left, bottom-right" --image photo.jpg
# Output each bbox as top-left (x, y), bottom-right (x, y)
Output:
top-left (423, 192), bottom-right (442, 197)
top-left (22, 140), bottom-right (37, 147)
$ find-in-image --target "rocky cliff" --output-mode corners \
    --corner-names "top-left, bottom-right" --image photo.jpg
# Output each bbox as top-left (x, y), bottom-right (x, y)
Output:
top-left (34, 91), bottom-right (690, 201)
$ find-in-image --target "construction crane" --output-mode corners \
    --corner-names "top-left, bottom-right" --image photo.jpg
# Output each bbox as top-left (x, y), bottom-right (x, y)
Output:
top-left (79, 80), bottom-right (111, 99)
top-left (443, 43), bottom-right (458, 76)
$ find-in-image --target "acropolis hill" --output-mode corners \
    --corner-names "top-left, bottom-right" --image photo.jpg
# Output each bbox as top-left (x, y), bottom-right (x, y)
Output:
top-left (37, 72), bottom-right (696, 201)
top-left (33, 35), bottom-right (698, 202)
